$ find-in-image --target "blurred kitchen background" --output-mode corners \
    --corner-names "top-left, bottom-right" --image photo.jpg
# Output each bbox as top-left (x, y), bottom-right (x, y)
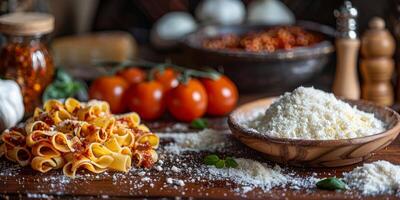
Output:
top-left (2, 0), bottom-right (394, 38)
top-left (1, 0), bottom-right (400, 95)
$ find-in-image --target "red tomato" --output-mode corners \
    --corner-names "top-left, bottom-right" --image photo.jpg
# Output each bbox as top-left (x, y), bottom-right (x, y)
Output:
top-left (154, 68), bottom-right (179, 92)
top-left (125, 81), bottom-right (165, 120)
top-left (166, 79), bottom-right (208, 122)
top-left (201, 75), bottom-right (238, 116)
top-left (116, 67), bottom-right (146, 85)
top-left (89, 76), bottom-right (129, 113)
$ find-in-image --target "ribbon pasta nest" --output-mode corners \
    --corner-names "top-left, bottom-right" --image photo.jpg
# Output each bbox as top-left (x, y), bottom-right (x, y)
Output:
top-left (0, 98), bottom-right (159, 178)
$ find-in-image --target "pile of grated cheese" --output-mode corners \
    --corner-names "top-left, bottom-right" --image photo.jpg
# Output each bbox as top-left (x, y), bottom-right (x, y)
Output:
top-left (343, 160), bottom-right (400, 196)
top-left (247, 86), bottom-right (386, 140)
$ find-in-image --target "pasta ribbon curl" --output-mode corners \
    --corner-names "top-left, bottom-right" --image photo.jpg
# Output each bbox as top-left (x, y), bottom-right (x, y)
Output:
top-left (0, 98), bottom-right (159, 178)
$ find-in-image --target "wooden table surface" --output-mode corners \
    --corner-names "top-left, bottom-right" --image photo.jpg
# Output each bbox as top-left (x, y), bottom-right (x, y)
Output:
top-left (1, 96), bottom-right (400, 200)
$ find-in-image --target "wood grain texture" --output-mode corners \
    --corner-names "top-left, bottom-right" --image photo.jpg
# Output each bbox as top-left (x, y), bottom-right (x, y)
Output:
top-left (0, 12), bottom-right (54, 35)
top-left (0, 100), bottom-right (400, 199)
top-left (332, 38), bottom-right (361, 99)
top-left (229, 97), bottom-right (400, 167)
top-left (0, 131), bottom-right (399, 199)
top-left (360, 17), bottom-right (395, 106)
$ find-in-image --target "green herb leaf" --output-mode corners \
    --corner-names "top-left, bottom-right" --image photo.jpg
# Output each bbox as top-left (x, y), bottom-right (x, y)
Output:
top-left (191, 118), bottom-right (208, 129)
top-left (215, 159), bottom-right (225, 169)
top-left (56, 68), bottom-right (73, 83)
top-left (42, 68), bottom-right (87, 102)
top-left (204, 154), bottom-right (239, 169)
top-left (225, 157), bottom-right (238, 168)
top-left (204, 154), bottom-right (220, 165)
top-left (316, 177), bottom-right (347, 190)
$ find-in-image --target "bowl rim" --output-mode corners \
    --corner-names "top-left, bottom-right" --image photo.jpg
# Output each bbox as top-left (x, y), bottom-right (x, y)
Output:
top-left (181, 20), bottom-right (336, 60)
top-left (228, 97), bottom-right (400, 147)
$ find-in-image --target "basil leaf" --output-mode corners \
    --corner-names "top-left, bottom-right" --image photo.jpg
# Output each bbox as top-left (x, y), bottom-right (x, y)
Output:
top-left (42, 68), bottom-right (88, 102)
top-left (215, 160), bottom-right (225, 169)
top-left (56, 68), bottom-right (73, 83)
top-left (191, 118), bottom-right (208, 129)
top-left (225, 157), bottom-right (238, 168)
top-left (316, 177), bottom-right (347, 190)
top-left (204, 155), bottom-right (220, 165)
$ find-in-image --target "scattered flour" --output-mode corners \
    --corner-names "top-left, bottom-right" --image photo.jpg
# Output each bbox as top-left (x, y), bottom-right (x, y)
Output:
top-left (343, 160), bottom-right (400, 196)
top-left (166, 177), bottom-right (185, 186)
top-left (171, 166), bottom-right (181, 173)
top-left (164, 123), bottom-right (189, 132)
top-left (6, 128), bottom-right (397, 198)
top-left (204, 158), bottom-right (288, 191)
top-left (155, 165), bottom-right (163, 172)
top-left (158, 130), bottom-right (321, 192)
top-left (27, 193), bottom-right (51, 199)
top-left (159, 129), bottom-right (232, 154)
top-left (247, 87), bottom-right (386, 140)
top-left (201, 157), bottom-right (319, 192)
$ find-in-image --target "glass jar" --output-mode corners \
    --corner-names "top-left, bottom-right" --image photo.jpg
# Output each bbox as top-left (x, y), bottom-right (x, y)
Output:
top-left (0, 12), bottom-right (55, 115)
top-left (0, 35), bottom-right (54, 114)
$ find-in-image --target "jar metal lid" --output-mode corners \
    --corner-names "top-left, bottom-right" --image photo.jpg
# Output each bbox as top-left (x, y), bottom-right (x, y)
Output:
top-left (0, 12), bottom-right (54, 35)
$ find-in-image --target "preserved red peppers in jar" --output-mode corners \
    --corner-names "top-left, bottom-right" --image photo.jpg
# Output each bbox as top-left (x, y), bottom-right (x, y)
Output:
top-left (0, 12), bottom-right (55, 115)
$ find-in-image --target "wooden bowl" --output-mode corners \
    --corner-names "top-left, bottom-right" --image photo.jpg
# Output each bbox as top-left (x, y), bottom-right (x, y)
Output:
top-left (228, 98), bottom-right (400, 167)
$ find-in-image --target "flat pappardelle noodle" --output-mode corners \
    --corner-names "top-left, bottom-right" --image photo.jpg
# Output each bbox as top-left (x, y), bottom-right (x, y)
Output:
top-left (31, 156), bottom-right (65, 173)
top-left (0, 98), bottom-right (159, 178)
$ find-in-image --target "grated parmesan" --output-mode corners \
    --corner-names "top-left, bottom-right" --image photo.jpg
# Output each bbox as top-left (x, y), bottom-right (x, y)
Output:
top-left (247, 87), bottom-right (386, 140)
top-left (343, 160), bottom-right (400, 196)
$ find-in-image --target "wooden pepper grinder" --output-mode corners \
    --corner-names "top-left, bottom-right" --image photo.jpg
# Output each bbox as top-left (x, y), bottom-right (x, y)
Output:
top-left (332, 1), bottom-right (360, 99)
top-left (360, 17), bottom-right (395, 106)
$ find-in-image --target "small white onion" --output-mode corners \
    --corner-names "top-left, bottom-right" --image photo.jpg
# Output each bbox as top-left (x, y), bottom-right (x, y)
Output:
top-left (150, 12), bottom-right (197, 49)
top-left (195, 0), bottom-right (245, 25)
top-left (247, 0), bottom-right (295, 25)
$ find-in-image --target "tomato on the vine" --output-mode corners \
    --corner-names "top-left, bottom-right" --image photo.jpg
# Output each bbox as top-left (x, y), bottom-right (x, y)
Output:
top-left (166, 79), bottom-right (208, 122)
top-left (201, 75), bottom-right (238, 116)
top-left (125, 81), bottom-right (165, 121)
top-left (89, 76), bottom-right (129, 113)
top-left (154, 68), bottom-right (179, 92)
top-left (116, 67), bottom-right (146, 85)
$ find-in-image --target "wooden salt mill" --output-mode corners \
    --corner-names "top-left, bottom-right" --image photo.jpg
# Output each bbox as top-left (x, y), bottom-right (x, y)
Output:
top-left (332, 1), bottom-right (360, 99)
top-left (360, 17), bottom-right (395, 106)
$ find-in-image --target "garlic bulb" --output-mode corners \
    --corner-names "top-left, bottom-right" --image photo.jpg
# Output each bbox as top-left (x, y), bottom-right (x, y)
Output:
top-left (0, 79), bottom-right (24, 131)
top-left (195, 0), bottom-right (245, 25)
top-left (150, 12), bottom-right (197, 49)
top-left (247, 0), bottom-right (295, 25)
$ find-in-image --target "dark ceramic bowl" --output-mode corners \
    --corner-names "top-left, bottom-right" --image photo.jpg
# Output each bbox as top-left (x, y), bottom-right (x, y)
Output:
top-left (181, 21), bottom-right (335, 94)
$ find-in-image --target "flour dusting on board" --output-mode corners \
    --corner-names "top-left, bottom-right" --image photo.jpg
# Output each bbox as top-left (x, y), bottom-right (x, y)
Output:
top-left (1, 128), bottom-right (397, 198)
top-left (343, 160), bottom-right (400, 196)
top-left (159, 129), bottom-right (233, 154)
top-left (201, 158), bottom-right (319, 191)
top-left (205, 158), bottom-right (288, 190)
top-left (246, 87), bottom-right (386, 140)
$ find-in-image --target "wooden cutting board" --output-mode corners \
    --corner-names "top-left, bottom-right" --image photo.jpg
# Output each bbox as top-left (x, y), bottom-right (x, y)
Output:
top-left (0, 117), bottom-right (399, 200)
